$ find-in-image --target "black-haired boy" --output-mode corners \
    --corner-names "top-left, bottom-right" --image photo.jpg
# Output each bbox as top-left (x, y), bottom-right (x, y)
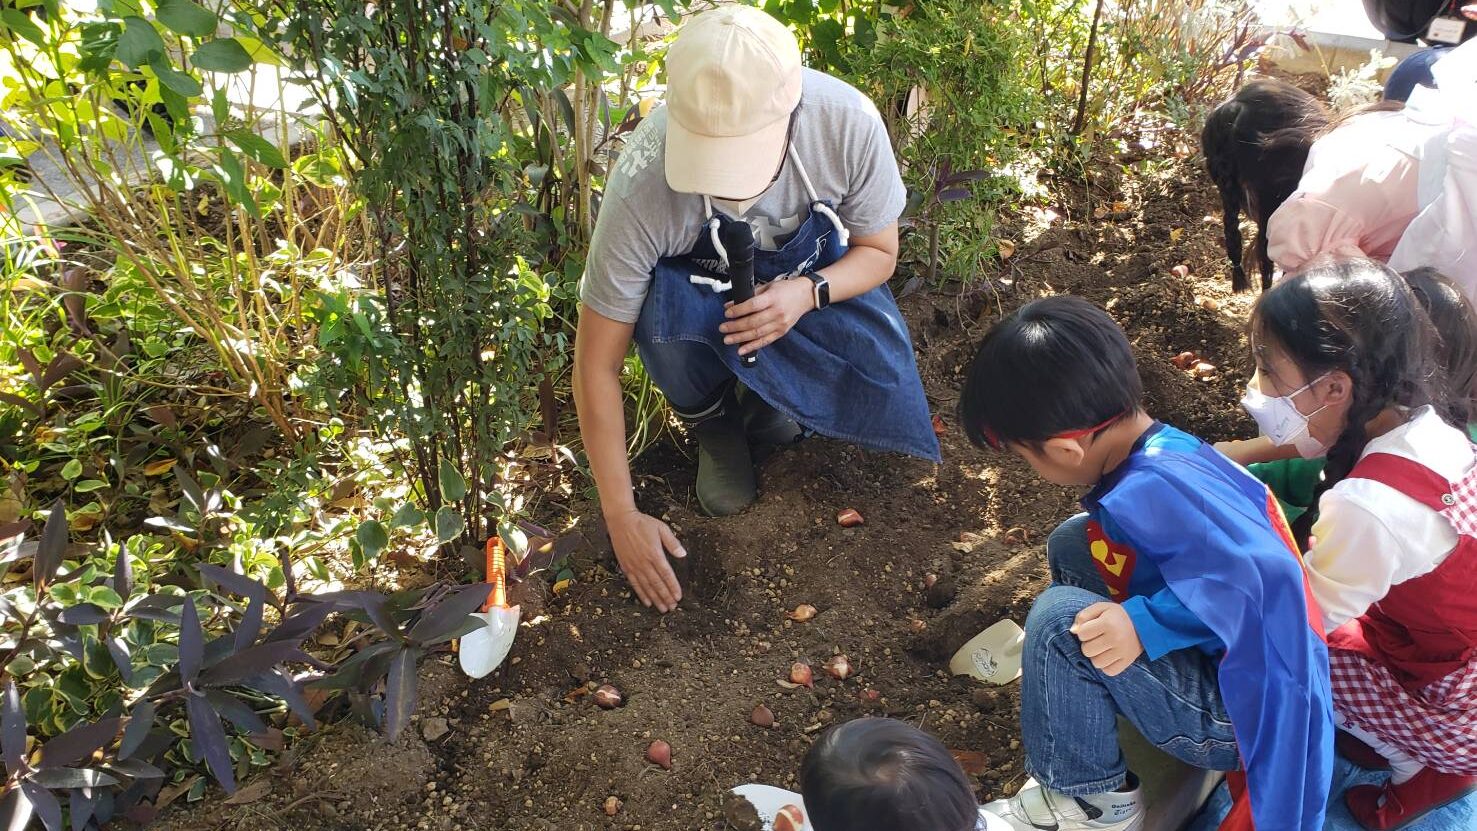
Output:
top-left (963, 297), bottom-right (1333, 831)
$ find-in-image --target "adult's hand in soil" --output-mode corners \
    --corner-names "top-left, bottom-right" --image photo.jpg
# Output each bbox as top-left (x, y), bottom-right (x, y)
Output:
top-left (1071, 602), bottom-right (1143, 677)
top-left (720, 278), bottom-right (813, 356)
top-left (609, 510), bottom-right (687, 613)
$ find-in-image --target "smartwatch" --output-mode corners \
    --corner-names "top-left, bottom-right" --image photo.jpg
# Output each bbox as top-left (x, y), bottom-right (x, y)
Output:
top-left (804, 270), bottom-right (831, 310)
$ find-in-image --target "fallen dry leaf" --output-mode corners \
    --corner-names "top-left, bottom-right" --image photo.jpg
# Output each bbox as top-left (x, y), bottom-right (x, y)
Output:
top-left (143, 458), bottom-right (177, 477)
top-left (951, 749), bottom-right (990, 776)
top-left (1170, 228), bottom-right (1184, 243)
top-left (997, 239), bottom-right (1016, 259)
top-left (224, 779), bottom-right (271, 806)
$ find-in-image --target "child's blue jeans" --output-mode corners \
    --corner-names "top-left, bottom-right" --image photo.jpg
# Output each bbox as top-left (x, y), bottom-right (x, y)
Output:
top-left (1020, 514), bottom-right (1242, 795)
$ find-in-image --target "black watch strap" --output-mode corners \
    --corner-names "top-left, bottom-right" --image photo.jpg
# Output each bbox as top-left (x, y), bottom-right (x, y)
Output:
top-left (804, 271), bottom-right (831, 310)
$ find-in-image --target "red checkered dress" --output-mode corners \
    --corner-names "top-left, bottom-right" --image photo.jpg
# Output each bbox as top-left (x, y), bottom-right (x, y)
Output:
top-left (1327, 452), bottom-right (1477, 774)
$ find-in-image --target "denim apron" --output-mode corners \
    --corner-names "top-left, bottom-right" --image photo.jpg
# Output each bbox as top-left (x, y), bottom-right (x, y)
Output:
top-left (633, 146), bottom-right (940, 462)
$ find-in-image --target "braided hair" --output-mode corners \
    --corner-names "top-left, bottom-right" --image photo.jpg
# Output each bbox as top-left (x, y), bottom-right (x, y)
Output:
top-left (1251, 259), bottom-right (1440, 545)
top-left (1403, 267), bottom-right (1477, 428)
top-left (1200, 80), bottom-right (1328, 291)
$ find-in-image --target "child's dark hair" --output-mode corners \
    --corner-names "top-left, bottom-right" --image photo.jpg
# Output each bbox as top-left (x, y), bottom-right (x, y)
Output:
top-left (1403, 267), bottom-right (1477, 427)
top-left (960, 296), bottom-right (1142, 449)
top-left (799, 718), bottom-right (978, 831)
top-left (1201, 79), bottom-right (1329, 291)
top-left (1251, 259), bottom-right (1438, 543)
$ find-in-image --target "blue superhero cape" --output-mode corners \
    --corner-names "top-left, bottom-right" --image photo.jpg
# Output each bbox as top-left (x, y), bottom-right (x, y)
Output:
top-left (1086, 433), bottom-right (1335, 831)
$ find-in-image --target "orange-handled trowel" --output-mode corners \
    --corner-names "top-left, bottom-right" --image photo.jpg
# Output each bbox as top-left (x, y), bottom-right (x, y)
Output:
top-left (458, 537), bottom-right (521, 679)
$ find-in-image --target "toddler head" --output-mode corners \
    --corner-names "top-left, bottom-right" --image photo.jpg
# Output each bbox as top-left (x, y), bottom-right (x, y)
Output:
top-left (800, 717), bottom-right (979, 831)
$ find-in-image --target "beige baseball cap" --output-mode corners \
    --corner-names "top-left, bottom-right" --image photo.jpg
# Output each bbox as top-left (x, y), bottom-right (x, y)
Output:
top-left (664, 6), bottom-right (803, 197)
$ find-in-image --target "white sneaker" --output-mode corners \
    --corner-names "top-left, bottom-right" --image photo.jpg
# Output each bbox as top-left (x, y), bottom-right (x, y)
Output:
top-left (980, 777), bottom-right (1144, 831)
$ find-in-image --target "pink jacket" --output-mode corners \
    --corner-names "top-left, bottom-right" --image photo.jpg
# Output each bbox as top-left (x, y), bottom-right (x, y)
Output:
top-left (1267, 110), bottom-right (1441, 273)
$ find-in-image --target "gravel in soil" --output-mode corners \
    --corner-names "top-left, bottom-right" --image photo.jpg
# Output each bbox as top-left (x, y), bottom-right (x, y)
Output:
top-left (157, 133), bottom-right (1260, 831)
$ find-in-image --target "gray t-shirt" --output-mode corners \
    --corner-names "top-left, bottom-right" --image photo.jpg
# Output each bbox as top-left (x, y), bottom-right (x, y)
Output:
top-left (580, 68), bottom-right (907, 324)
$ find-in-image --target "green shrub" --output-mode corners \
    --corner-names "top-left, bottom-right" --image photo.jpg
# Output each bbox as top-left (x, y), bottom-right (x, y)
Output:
top-left (0, 2), bottom-right (361, 442)
top-left (843, 0), bottom-right (1043, 282)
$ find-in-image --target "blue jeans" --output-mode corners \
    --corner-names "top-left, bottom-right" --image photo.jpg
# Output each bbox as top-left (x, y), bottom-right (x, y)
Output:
top-left (638, 338), bottom-right (733, 415)
top-left (1021, 514), bottom-right (1241, 795)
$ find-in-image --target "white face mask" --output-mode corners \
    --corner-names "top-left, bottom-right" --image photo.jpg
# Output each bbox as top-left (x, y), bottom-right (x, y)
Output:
top-left (1240, 374), bottom-right (1330, 459)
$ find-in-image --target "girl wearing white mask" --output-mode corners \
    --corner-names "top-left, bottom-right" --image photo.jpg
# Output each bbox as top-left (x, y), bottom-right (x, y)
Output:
top-left (1219, 266), bottom-right (1477, 525)
top-left (1233, 259), bottom-right (1477, 830)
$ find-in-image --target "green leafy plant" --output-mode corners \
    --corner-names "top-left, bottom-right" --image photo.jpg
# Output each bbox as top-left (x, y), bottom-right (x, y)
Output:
top-left (0, 1), bottom-right (359, 441)
top-left (265, 0), bottom-right (648, 546)
top-left (845, 0), bottom-right (1041, 284)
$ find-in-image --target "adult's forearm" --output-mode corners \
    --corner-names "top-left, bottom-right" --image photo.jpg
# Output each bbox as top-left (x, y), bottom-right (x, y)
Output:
top-left (573, 362), bottom-right (637, 518)
top-left (820, 243), bottom-right (897, 304)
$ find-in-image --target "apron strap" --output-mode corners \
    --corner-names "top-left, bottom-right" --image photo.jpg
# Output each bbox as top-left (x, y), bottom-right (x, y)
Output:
top-left (691, 146), bottom-right (851, 296)
top-left (788, 145), bottom-right (850, 246)
top-left (701, 196), bottom-right (730, 269)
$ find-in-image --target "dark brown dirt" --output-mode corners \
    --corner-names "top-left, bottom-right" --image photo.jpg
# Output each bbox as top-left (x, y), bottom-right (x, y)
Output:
top-left (158, 128), bottom-right (1261, 831)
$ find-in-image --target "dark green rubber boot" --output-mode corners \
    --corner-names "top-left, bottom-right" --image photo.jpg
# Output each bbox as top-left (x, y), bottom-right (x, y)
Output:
top-left (681, 391), bottom-right (757, 517)
top-left (737, 384), bottom-right (802, 448)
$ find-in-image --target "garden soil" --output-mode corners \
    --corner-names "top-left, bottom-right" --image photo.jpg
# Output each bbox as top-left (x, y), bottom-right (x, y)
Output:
top-left (155, 132), bottom-right (1263, 831)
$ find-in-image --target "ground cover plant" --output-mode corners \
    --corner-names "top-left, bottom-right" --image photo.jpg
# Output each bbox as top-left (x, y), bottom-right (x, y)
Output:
top-left (1, 0), bottom-right (1267, 827)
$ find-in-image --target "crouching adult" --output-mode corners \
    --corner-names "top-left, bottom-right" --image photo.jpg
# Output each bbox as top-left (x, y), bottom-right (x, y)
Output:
top-left (573, 6), bottom-right (939, 613)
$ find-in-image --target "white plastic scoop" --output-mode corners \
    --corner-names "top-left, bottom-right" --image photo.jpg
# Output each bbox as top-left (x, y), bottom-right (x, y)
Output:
top-left (948, 618), bottom-right (1025, 685)
top-left (730, 784), bottom-right (813, 831)
top-left (458, 537), bottom-right (520, 679)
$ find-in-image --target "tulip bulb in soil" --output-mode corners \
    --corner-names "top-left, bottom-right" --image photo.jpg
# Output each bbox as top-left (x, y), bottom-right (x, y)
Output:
top-left (787, 604), bottom-right (817, 622)
top-left (750, 704), bottom-right (775, 728)
top-left (593, 684), bottom-right (622, 709)
top-left (774, 804), bottom-right (806, 831)
top-left (646, 739), bottom-right (672, 770)
top-left (603, 796), bottom-right (622, 816)
top-left (789, 661), bottom-right (814, 688)
top-left (824, 654), bottom-right (853, 681)
top-left (836, 508), bottom-right (864, 527)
